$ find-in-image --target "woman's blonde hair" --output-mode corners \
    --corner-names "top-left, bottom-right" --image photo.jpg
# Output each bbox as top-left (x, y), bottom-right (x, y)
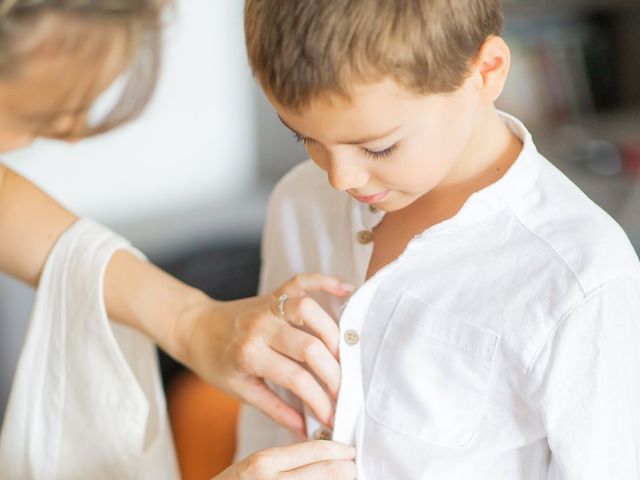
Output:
top-left (245, 0), bottom-right (504, 111)
top-left (0, 0), bottom-right (166, 137)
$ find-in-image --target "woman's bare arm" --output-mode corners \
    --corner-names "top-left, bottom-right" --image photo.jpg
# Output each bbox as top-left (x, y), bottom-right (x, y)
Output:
top-left (0, 165), bottom-right (77, 287)
top-left (0, 164), bottom-right (347, 434)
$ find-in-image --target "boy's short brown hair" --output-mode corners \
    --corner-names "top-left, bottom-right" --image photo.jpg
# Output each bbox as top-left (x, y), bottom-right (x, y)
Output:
top-left (245, 0), bottom-right (503, 110)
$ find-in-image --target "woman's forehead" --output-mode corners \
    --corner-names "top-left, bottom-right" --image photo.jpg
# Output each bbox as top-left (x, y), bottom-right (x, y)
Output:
top-left (16, 12), bottom-right (131, 67)
top-left (1, 13), bottom-right (132, 122)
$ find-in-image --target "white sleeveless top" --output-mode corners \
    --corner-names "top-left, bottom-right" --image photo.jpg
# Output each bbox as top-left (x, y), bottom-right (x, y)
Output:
top-left (0, 219), bottom-right (178, 479)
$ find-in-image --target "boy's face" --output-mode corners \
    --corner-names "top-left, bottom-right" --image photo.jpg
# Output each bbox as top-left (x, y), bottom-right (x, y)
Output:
top-left (269, 78), bottom-right (485, 212)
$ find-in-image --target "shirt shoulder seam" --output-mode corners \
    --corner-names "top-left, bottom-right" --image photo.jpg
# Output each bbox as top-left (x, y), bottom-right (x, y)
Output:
top-left (507, 205), bottom-right (588, 297)
top-left (523, 274), bottom-right (640, 375)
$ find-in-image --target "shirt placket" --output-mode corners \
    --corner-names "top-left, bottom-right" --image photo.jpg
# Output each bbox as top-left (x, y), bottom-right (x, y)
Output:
top-left (330, 203), bottom-right (384, 445)
top-left (305, 202), bottom-right (383, 443)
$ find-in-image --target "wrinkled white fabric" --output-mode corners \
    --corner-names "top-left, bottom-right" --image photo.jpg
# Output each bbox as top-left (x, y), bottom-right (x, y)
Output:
top-left (0, 219), bottom-right (178, 480)
top-left (236, 113), bottom-right (640, 479)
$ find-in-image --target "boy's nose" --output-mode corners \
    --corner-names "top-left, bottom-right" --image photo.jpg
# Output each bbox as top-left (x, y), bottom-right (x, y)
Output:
top-left (327, 159), bottom-right (370, 192)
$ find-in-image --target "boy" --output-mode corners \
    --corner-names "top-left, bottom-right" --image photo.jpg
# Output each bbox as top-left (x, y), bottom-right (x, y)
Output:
top-left (237, 0), bottom-right (640, 478)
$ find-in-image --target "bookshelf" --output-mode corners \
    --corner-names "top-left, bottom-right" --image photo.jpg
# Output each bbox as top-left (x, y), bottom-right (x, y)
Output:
top-left (501, 1), bottom-right (640, 120)
top-left (498, 0), bottom-right (640, 249)
top-left (504, 0), bottom-right (640, 16)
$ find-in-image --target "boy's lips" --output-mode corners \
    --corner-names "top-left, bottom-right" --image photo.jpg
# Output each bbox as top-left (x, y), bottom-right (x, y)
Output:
top-left (351, 190), bottom-right (390, 204)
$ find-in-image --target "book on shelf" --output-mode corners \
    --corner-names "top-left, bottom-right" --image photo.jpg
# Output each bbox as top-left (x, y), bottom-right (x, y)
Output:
top-left (498, 14), bottom-right (639, 178)
top-left (498, 16), bottom-right (610, 126)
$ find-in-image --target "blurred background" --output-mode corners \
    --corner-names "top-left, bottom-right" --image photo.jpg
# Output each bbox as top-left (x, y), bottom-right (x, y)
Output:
top-left (0, 0), bottom-right (638, 475)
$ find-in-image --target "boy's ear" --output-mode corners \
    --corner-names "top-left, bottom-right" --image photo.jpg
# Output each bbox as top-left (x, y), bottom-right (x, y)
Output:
top-left (471, 35), bottom-right (511, 104)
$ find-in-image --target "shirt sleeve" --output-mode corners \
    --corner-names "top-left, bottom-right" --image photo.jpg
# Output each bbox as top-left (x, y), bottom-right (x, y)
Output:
top-left (525, 276), bottom-right (640, 479)
top-left (257, 169), bottom-right (310, 295)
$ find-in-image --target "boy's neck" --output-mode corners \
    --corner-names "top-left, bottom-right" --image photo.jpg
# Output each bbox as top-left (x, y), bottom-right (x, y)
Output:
top-left (413, 105), bottom-right (522, 212)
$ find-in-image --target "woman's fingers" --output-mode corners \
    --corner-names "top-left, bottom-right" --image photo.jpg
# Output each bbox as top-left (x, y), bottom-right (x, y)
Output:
top-left (216, 441), bottom-right (356, 480)
top-left (277, 460), bottom-right (357, 480)
top-left (256, 441), bottom-right (355, 473)
top-left (278, 273), bottom-right (355, 299)
top-left (280, 295), bottom-right (341, 357)
top-left (204, 274), bottom-right (353, 435)
top-left (270, 323), bottom-right (341, 398)
top-left (239, 379), bottom-right (306, 439)
top-left (251, 347), bottom-right (334, 426)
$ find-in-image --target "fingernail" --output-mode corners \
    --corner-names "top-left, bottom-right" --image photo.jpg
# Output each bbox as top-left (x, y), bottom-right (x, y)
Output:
top-left (350, 446), bottom-right (357, 457)
top-left (340, 283), bottom-right (356, 292)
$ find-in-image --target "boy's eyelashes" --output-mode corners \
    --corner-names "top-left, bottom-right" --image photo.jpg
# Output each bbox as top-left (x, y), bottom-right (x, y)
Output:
top-left (292, 132), bottom-right (398, 160)
top-left (364, 143), bottom-right (398, 160)
top-left (293, 132), bottom-right (312, 146)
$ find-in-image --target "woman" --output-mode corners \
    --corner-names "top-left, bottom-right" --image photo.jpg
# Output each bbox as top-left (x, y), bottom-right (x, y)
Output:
top-left (0, 1), bottom-right (355, 478)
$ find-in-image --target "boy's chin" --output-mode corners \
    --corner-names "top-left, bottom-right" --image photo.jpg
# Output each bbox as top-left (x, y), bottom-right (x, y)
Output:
top-left (375, 193), bottom-right (421, 213)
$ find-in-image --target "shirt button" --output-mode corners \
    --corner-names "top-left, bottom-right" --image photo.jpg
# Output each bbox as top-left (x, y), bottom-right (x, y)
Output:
top-left (357, 230), bottom-right (374, 244)
top-left (369, 205), bottom-right (377, 213)
top-left (311, 426), bottom-right (333, 440)
top-left (344, 329), bottom-right (360, 346)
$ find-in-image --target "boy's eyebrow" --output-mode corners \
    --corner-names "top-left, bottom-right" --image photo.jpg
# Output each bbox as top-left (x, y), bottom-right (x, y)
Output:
top-left (277, 115), bottom-right (402, 145)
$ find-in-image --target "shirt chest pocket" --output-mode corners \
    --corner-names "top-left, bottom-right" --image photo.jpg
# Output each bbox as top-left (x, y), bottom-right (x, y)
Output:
top-left (366, 293), bottom-right (500, 449)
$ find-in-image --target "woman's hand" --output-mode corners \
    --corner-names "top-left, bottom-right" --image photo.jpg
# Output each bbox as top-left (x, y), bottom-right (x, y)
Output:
top-left (214, 441), bottom-right (357, 480)
top-left (180, 274), bottom-right (354, 437)
top-left (104, 250), bottom-right (352, 438)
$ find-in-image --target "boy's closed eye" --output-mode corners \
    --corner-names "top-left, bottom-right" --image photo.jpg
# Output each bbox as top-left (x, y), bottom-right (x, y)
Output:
top-left (279, 113), bottom-right (401, 161)
top-left (292, 132), bottom-right (399, 160)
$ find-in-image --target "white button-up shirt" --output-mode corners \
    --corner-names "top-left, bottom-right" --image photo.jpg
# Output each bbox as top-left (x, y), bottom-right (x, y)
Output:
top-left (236, 113), bottom-right (640, 479)
top-left (0, 219), bottom-right (178, 479)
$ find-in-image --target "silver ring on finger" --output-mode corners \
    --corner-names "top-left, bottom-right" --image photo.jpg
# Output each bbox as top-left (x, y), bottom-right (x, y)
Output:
top-left (277, 294), bottom-right (289, 320)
